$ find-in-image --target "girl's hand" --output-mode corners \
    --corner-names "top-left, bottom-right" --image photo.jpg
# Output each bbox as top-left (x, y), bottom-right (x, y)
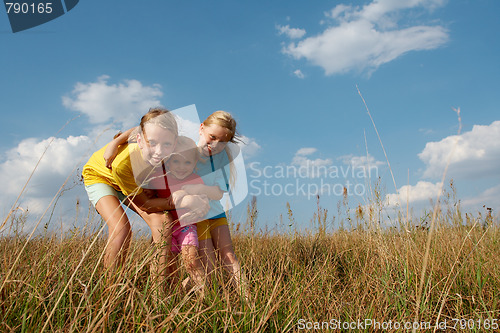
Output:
top-left (174, 193), bottom-right (209, 222)
top-left (177, 194), bottom-right (209, 224)
top-left (103, 128), bottom-right (136, 169)
top-left (103, 141), bottom-right (120, 169)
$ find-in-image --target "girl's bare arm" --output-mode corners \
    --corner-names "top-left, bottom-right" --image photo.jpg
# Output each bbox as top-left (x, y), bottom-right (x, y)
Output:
top-left (131, 190), bottom-right (210, 219)
top-left (181, 183), bottom-right (224, 201)
top-left (103, 127), bottom-right (137, 169)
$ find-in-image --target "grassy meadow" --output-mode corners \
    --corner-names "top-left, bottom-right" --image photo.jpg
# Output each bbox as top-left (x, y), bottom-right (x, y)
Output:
top-left (1, 185), bottom-right (499, 332)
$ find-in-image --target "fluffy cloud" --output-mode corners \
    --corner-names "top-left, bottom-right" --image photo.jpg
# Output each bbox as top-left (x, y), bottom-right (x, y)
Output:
top-left (385, 180), bottom-right (443, 206)
top-left (293, 69), bottom-right (305, 79)
top-left (462, 184), bottom-right (500, 212)
top-left (296, 147), bottom-right (317, 156)
top-left (62, 75), bottom-right (163, 128)
top-left (238, 135), bottom-right (261, 159)
top-left (276, 24), bottom-right (306, 39)
top-left (419, 120), bottom-right (500, 179)
top-left (325, 0), bottom-right (447, 24)
top-left (1, 136), bottom-right (92, 196)
top-left (340, 153), bottom-right (385, 170)
top-left (384, 120), bottom-right (500, 212)
top-left (291, 147), bottom-right (333, 178)
top-left (280, 0), bottom-right (448, 75)
top-left (0, 135), bottom-right (94, 229)
top-left (292, 148), bottom-right (333, 168)
top-left (2, 75), bottom-right (168, 233)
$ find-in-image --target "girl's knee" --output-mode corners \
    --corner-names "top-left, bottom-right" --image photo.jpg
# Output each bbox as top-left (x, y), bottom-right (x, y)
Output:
top-left (108, 222), bottom-right (132, 240)
top-left (149, 212), bottom-right (169, 226)
top-left (182, 245), bottom-right (198, 261)
top-left (182, 247), bottom-right (201, 271)
top-left (149, 213), bottom-right (172, 242)
top-left (221, 249), bottom-right (238, 265)
top-left (151, 229), bottom-right (169, 243)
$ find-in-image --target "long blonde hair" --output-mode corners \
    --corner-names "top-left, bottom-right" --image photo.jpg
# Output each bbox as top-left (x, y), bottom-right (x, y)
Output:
top-left (202, 110), bottom-right (240, 143)
top-left (140, 107), bottom-right (178, 137)
top-left (202, 110), bottom-right (241, 188)
top-left (124, 107), bottom-right (178, 143)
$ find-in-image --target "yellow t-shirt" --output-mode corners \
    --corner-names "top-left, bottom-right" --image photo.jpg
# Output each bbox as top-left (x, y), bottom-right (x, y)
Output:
top-left (82, 143), bottom-right (152, 196)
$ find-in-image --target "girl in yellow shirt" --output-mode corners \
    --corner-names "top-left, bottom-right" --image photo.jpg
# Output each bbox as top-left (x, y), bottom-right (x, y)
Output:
top-left (82, 108), bottom-right (209, 289)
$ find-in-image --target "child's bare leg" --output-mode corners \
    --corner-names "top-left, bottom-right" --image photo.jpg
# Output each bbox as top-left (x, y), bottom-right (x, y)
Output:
top-left (166, 251), bottom-right (179, 288)
top-left (198, 238), bottom-right (217, 286)
top-left (182, 245), bottom-right (205, 296)
top-left (125, 198), bottom-right (174, 292)
top-left (95, 196), bottom-right (132, 273)
top-left (134, 210), bottom-right (173, 292)
top-left (211, 225), bottom-right (249, 299)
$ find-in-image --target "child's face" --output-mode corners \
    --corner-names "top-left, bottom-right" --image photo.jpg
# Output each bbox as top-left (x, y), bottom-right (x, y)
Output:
top-left (138, 123), bottom-right (176, 166)
top-left (198, 123), bottom-right (232, 156)
top-left (166, 153), bottom-right (196, 180)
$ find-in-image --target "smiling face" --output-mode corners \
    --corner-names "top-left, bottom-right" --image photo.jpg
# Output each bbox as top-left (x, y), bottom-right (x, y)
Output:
top-left (198, 123), bottom-right (232, 156)
top-left (137, 123), bottom-right (177, 166)
top-left (166, 151), bottom-right (197, 180)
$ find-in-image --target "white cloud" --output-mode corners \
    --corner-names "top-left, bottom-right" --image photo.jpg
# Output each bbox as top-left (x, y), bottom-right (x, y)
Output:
top-left (296, 147), bottom-right (317, 156)
top-left (338, 154), bottom-right (384, 181)
top-left (385, 180), bottom-right (443, 206)
top-left (326, 4), bottom-right (352, 20)
top-left (462, 184), bottom-right (500, 212)
top-left (381, 120), bottom-right (500, 214)
top-left (419, 120), bottom-right (500, 179)
top-left (281, 0), bottom-right (448, 75)
top-left (340, 153), bottom-right (385, 169)
top-left (1, 136), bottom-right (92, 197)
top-left (177, 118), bottom-right (201, 142)
top-left (1, 76), bottom-right (173, 234)
top-left (0, 132), bottom-right (161, 233)
top-left (0, 135), bottom-right (94, 233)
top-left (327, 0), bottom-right (447, 24)
top-left (276, 24), bottom-right (306, 39)
top-left (292, 148), bottom-right (333, 178)
top-left (62, 75), bottom-right (163, 128)
top-left (238, 135), bottom-right (261, 159)
top-left (293, 69), bottom-right (305, 79)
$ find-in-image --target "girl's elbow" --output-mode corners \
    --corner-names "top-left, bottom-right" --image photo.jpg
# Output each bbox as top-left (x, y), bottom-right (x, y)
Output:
top-left (141, 206), bottom-right (156, 214)
top-left (214, 191), bottom-right (224, 200)
top-left (133, 198), bottom-right (156, 214)
top-left (136, 202), bottom-right (151, 212)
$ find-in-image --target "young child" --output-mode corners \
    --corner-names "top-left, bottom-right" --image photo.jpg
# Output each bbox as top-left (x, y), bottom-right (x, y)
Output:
top-left (146, 136), bottom-right (221, 293)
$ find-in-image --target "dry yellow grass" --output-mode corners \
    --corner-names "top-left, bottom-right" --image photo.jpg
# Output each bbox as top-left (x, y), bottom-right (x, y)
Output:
top-left (1, 202), bottom-right (498, 332)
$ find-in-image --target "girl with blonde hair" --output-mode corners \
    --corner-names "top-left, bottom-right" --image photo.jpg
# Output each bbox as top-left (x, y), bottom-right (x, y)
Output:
top-left (183, 111), bottom-right (248, 295)
top-left (83, 108), bottom-right (209, 289)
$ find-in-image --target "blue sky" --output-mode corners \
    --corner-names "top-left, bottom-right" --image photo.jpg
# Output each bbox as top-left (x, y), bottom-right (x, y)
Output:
top-left (1, 0), bottom-right (499, 233)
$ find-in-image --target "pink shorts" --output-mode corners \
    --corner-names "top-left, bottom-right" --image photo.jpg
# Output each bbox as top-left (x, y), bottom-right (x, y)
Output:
top-left (171, 223), bottom-right (198, 253)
